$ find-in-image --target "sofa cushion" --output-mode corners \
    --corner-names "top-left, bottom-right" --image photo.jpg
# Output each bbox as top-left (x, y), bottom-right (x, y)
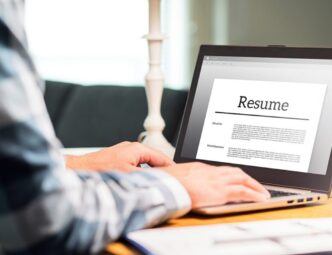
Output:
top-left (44, 81), bottom-right (187, 148)
top-left (44, 81), bottom-right (76, 131)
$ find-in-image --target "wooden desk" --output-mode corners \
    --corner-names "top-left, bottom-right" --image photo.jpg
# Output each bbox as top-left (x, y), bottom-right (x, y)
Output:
top-left (106, 199), bottom-right (332, 254)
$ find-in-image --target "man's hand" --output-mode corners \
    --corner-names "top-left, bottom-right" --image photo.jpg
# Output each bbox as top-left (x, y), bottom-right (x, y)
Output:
top-left (160, 162), bottom-right (270, 208)
top-left (65, 141), bottom-right (174, 171)
top-left (65, 143), bottom-right (269, 208)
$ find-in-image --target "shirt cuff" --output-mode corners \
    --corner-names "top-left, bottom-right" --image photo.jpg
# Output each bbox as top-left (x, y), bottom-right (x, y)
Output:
top-left (132, 169), bottom-right (192, 219)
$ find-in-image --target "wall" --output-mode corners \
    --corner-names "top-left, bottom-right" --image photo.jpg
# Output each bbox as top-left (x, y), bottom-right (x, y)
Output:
top-left (187, 0), bottom-right (332, 80)
top-left (225, 0), bottom-right (332, 47)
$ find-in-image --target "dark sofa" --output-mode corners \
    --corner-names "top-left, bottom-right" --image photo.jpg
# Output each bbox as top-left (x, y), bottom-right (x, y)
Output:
top-left (44, 81), bottom-right (188, 148)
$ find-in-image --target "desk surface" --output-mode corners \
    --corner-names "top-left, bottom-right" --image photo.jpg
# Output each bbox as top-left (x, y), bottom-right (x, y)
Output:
top-left (106, 199), bottom-right (332, 254)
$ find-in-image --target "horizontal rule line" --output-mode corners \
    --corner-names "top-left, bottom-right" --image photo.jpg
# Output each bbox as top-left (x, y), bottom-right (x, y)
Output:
top-left (214, 111), bottom-right (309, 121)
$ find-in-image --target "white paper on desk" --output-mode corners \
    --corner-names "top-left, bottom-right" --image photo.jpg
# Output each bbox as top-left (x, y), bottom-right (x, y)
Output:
top-left (125, 218), bottom-right (332, 255)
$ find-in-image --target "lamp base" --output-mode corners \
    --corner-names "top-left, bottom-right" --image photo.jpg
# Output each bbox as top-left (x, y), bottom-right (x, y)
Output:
top-left (138, 131), bottom-right (175, 159)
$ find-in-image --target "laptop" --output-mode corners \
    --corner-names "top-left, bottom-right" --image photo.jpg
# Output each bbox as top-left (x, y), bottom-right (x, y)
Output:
top-left (174, 45), bottom-right (332, 215)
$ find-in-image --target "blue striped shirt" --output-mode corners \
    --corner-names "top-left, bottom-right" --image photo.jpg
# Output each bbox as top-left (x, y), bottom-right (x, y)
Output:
top-left (0, 1), bottom-right (191, 254)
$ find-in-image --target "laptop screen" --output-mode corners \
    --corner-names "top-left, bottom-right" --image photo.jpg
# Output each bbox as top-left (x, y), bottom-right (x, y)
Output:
top-left (176, 49), bottom-right (332, 179)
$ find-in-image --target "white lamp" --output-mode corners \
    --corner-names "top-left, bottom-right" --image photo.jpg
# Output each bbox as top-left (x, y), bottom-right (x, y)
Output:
top-left (139, 0), bottom-right (175, 158)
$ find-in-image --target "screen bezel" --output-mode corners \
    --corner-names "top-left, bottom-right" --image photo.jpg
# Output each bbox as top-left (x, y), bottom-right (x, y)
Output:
top-left (174, 45), bottom-right (332, 194)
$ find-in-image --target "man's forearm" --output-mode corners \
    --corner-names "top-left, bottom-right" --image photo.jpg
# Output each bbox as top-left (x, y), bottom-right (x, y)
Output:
top-left (0, 164), bottom-right (191, 254)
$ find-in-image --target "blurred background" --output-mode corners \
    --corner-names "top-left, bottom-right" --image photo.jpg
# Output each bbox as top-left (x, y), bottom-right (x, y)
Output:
top-left (25, 0), bottom-right (332, 90)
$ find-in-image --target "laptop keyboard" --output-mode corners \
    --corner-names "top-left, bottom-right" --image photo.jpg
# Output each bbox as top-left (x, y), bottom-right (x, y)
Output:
top-left (220, 189), bottom-right (301, 206)
top-left (268, 189), bottom-right (299, 198)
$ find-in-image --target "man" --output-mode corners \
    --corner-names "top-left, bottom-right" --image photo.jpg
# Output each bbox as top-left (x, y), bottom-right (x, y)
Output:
top-left (0, 1), bottom-right (269, 254)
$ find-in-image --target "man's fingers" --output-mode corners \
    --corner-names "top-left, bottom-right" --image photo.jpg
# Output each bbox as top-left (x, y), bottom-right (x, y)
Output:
top-left (214, 165), bottom-right (269, 197)
top-left (221, 174), bottom-right (270, 198)
top-left (225, 185), bottom-right (269, 203)
top-left (134, 143), bottom-right (175, 167)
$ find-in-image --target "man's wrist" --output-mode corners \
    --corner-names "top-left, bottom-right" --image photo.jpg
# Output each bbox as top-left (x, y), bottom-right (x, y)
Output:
top-left (131, 169), bottom-right (192, 218)
top-left (65, 155), bottom-right (87, 170)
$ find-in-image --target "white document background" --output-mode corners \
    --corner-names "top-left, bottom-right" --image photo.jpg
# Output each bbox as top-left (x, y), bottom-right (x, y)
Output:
top-left (196, 79), bottom-right (326, 172)
top-left (127, 218), bottom-right (332, 255)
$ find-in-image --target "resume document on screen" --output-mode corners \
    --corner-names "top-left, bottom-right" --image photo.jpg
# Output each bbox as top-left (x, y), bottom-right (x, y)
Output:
top-left (196, 79), bottom-right (327, 172)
